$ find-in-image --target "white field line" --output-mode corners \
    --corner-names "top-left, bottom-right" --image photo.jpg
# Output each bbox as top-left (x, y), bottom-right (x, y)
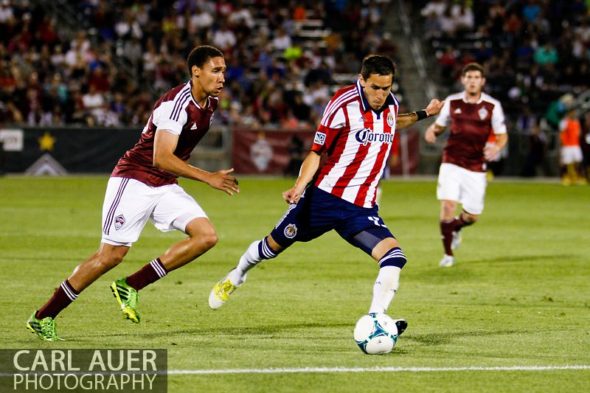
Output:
top-left (169, 365), bottom-right (590, 375)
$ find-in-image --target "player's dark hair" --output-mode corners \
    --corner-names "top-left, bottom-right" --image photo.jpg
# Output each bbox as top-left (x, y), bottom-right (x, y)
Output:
top-left (360, 55), bottom-right (396, 80)
top-left (187, 45), bottom-right (224, 75)
top-left (462, 62), bottom-right (484, 76)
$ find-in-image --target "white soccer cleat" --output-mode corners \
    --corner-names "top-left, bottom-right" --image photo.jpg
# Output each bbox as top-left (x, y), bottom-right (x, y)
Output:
top-left (451, 231), bottom-right (462, 250)
top-left (439, 254), bottom-right (455, 268)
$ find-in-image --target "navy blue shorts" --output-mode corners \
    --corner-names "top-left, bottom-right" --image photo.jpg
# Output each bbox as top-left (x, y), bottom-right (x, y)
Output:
top-left (270, 186), bottom-right (394, 251)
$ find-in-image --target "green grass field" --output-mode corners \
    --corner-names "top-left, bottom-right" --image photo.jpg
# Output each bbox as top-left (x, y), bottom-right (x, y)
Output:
top-left (0, 176), bottom-right (589, 392)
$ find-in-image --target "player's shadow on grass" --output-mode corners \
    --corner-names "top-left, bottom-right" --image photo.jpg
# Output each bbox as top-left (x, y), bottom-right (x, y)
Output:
top-left (407, 329), bottom-right (522, 346)
top-left (84, 321), bottom-right (353, 340)
top-left (464, 254), bottom-right (577, 265)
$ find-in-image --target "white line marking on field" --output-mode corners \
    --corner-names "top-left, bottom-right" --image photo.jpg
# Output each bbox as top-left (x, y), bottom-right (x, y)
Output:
top-left (169, 365), bottom-right (590, 375)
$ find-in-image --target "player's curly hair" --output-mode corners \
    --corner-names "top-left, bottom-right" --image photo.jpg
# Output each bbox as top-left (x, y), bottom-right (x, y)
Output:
top-left (360, 55), bottom-right (396, 79)
top-left (186, 45), bottom-right (224, 75)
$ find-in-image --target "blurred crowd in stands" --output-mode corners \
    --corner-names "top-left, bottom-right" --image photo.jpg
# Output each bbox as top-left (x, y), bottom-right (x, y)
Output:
top-left (2, 0), bottom-right (589, 178)
top-left (0, 0), bottom-right (397, 129)
top-left (418, 0), bottom-right (590, 178)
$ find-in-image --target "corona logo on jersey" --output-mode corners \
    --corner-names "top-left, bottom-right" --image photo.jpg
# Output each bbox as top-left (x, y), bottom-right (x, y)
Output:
top-left (355, 128), bottom-right (394, 146)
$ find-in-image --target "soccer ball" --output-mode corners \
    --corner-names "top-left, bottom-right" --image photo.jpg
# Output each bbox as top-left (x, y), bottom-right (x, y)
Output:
top-left (353, 313), bottom-right (398, 355)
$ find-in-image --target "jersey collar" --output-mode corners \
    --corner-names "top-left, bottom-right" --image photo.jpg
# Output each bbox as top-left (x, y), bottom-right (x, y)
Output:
top-left (462, 91), bottom-right (484, 104)
top-left (356, 79), bottom-right (395, 114)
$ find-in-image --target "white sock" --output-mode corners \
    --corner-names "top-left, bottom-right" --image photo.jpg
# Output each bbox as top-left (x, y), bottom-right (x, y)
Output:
top-left (228, 239), bottom-right (276, 284)
top-left (368, 266), bottom-right (400, 314)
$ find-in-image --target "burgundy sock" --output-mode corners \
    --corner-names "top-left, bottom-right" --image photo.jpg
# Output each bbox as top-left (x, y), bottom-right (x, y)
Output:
top-left (36, 280), bottom-right (79, 319)
top-left (126, 258), bottom-right (167, 291)
top-left (440, 220), bottom-right (456, 256)
top-left (457, 214), bottom-right (474, 231)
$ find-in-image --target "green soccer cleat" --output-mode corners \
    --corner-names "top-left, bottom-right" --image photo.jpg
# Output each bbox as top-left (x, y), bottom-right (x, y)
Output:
top-left (27, 312), bottom-right (63, 341)
top-left (208, 273), bottom-right (240, 310)
top-left (110, 278), bottom-right (140, 323)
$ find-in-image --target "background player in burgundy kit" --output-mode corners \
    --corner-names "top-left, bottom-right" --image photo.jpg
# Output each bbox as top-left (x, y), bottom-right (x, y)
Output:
top-left (209, 55), bottom-right (443, 335)
top-left (424, 62), bottom-right (508, 268)
top-left (27, 45), bottom-right (239, 341)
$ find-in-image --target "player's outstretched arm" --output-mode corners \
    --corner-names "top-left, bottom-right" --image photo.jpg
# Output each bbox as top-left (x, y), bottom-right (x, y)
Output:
top-left (396, 99), bottom-right (444, 129)
top-left (424, 123), bottom-right (446, 144)
top-left (153, 129), bottom-right (239, 195)
top-left (283, 151), bottom-right (321, 204)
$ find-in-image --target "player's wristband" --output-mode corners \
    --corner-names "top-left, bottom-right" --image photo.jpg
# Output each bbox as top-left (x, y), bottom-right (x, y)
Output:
top-left (416, 110), bottom-right (429, 121)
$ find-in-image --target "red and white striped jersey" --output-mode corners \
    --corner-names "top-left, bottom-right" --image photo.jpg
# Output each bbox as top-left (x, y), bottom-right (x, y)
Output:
top-left (112, 81), bottom-right (218, 186)
top-left (311, 80), bottom-right (399, 208)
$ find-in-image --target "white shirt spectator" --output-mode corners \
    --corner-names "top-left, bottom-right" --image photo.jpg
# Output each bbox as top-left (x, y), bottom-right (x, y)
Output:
top-left (212, 26), bottom-right (236, 50)
top-left (82, 89), bottom-right (105, 119)
top-left (421, 0), bottom-right (447, 18)
top-left (272, 28), bottom-right (292, 51)
top-left (452, 5), bottom-right (474, 31)
top-left (228, 6), bottom-right (255, 29)
top-left (189, 8), bottom-right (213, 33)
top-left (0, 1), bottom-right (14, 23)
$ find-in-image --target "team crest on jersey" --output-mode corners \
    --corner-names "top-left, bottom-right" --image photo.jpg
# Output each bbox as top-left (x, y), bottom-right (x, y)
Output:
top-left (387, 112), bottom-right (394, 127)
top-left (284, 224), bottom-right (298, 239)
top-left (478, 107), bottom-right (488, 120)
top-left (114, 214), bottom-right (126, 230)
top-left (314, 132), bottom-right (326, 145)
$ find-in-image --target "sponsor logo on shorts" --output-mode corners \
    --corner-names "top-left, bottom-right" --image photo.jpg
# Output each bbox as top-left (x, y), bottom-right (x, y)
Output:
top-left (114, 214), bottom-right (126, 230)
top-left (314, 132), bottom-right (326, 145)
top-left (284, 224), bottom-right (298, 239)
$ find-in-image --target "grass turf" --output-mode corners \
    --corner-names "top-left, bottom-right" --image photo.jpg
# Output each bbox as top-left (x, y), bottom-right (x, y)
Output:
top-left (0, 176), bottom-right (588, 392)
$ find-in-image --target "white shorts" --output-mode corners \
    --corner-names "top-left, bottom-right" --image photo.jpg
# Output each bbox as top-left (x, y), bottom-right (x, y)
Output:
top-left (560, 146), bottom-right (583, 165)
top-left (101, 177), bottom-right (207, 246)
top-left (437, 163), bottom-right (487, 215)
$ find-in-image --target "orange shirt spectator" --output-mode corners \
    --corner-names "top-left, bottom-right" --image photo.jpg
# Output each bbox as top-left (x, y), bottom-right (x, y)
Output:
top-left (560, 114), bottom-right (581, 147)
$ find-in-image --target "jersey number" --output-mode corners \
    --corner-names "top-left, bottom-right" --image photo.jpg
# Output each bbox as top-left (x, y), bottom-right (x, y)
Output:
top-left (368, 216), bottom-right (387, 228)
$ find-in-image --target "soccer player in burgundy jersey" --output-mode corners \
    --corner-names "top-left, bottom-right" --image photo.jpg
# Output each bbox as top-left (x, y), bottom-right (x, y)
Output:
top-left (209, 55), bottom-right (443, 336)
top-left (424, 62), bottom-right (508, 268)
top-left (27, 45), bottom-right (239, 341)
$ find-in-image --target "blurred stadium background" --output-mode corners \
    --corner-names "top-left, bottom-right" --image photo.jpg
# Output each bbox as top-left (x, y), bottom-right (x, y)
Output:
top-left (1, 0), bottom-right (590, 178)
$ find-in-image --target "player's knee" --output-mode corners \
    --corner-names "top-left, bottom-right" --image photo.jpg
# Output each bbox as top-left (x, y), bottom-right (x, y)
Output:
top-left (192, 230), bottom-right (218, 252)
top-left (96, 246), bottom-right (128, 269)
top-left (202, 232), bottom-right (218, 250)
top-left (95, 253), bottom-right (124, 270)
top-left (461, 212), bottom-right (478, 224)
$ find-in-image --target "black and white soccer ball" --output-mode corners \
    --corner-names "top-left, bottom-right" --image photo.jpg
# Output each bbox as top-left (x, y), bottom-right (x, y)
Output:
top-left (353, 313), bottom-right (398, 355)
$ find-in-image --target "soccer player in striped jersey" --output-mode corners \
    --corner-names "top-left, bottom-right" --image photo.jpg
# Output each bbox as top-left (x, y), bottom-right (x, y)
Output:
top-left (424, 62), bottom-right (508, 268)
top-left (210, 55), bottom-right (443, 334)
top-left (27, 45), bottom-right (239, 341)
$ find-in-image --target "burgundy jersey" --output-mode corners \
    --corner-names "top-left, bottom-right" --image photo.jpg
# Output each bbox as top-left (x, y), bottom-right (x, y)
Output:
top-left (311, 81), bottom-right (399, 208)
top-left (112, 81), bottom-right (218, 186)
top-left (435, 92), bottom-right (506, 172)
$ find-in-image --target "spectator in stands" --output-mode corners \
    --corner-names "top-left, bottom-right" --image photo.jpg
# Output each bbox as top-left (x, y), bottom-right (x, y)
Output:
top-left (212, 20), bottom-right (237, 51)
